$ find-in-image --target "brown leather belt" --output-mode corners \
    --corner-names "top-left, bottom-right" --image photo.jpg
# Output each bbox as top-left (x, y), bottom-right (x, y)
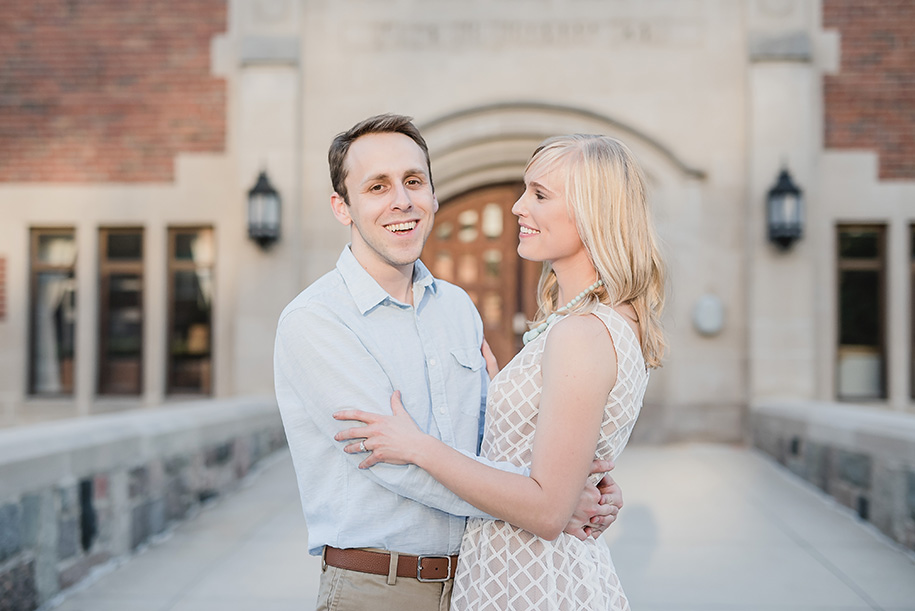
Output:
top-left (323, 546), bottom-right (458, 582)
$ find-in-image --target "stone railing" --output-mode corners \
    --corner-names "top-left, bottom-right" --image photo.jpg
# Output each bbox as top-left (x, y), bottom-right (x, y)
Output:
top-left (751, 400), bottom-right (915, 552)
top-left (0, 397), bottom-right (286, 611)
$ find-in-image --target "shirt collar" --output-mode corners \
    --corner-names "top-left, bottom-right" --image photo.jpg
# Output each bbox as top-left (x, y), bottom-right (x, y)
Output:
top-left (336, 245), bottom-right (437, 315)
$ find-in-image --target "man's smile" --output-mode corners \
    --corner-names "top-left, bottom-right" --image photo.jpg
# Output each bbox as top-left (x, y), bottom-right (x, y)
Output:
top-left (384, 221), bottom-right (418, 234)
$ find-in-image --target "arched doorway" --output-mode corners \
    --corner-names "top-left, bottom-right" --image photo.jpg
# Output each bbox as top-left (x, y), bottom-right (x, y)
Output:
top-left (421, 183), bottom-right (540, 366)
top-left (419, 102), bottom-right (709, 438)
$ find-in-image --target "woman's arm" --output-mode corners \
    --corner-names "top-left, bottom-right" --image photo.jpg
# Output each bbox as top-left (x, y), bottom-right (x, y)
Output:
top-left (334, 314), bottom-right (617, 540)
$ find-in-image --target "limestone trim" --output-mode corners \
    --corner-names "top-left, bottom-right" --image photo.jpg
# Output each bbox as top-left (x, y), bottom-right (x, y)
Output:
top-left (752, 400), bottom-right (915, 452)
top-left (749, 30), bottom-right (813, 62)
top-left (239, 35), bottom-right (301, 66)
top-left (419, 101), bottom-right (706, 190)
top-left (0, 396), bottom-right (281, 495)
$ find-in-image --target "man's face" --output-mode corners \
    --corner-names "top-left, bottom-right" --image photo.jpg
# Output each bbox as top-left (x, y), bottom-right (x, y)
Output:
top-left (332, 132), bottom-right (438, 276)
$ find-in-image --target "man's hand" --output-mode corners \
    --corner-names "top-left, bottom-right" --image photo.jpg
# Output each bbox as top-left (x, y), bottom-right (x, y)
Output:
top-left (562, 460), bottom-right (623, 541)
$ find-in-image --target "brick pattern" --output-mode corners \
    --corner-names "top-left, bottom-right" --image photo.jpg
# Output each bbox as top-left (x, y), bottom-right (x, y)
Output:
top-left (0, 0), bottom-right (227, 183)
top-left (824, 0), bottom-right (915, 180)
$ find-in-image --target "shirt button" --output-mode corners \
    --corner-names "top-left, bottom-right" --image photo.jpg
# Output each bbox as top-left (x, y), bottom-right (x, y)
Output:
top-left (429, 358), bottom-right (437, 366)
top-left (439, 408), bottom-right (446, 414)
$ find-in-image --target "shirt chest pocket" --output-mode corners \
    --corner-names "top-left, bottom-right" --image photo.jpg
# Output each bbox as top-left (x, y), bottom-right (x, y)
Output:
top-left (449, 347), bottom-right (486, 416)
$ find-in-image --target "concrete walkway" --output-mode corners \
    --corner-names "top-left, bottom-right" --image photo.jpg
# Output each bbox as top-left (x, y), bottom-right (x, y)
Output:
top-left (47, 444), bottom-right (915, 611)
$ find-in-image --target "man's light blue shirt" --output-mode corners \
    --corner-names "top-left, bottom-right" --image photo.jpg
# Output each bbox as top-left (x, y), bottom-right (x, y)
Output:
top-left (274, 246), bottom-right (521, 556)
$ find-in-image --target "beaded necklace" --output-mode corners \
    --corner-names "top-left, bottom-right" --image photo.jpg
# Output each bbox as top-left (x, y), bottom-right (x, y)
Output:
top-left (521, 279), bottom-right (604, 345)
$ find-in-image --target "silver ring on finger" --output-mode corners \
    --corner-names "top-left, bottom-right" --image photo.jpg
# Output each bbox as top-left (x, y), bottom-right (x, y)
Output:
top-left (359, 440), bottom-right (367, 453)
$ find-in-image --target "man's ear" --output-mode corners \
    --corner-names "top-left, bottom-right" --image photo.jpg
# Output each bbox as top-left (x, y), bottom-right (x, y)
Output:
top-left (432, 194), bottom-right (439, 213)
top-left (330, 192), bottom-right (352, 226)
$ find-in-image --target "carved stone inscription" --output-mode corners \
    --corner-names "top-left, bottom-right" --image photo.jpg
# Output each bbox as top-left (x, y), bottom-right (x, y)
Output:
top-left (344, 19), bottom-right (704, 51)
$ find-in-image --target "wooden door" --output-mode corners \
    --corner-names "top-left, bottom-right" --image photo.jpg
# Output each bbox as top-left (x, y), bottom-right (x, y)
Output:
top-left (421, 183), bottom-right (541, 367)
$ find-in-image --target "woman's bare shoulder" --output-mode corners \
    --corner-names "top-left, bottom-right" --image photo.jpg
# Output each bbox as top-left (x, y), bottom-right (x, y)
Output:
top-left (546, 313), bottom-right (615, 359)
top-left (543, 313), bottom-right (617, 395)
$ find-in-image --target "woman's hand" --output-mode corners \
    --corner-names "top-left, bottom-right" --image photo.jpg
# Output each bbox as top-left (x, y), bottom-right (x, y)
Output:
top-left (590, 471), bottom-right (624, 536)
top-left (563, 460), bottom-right (621, 540)
top-left (333, 391), bottom-right (428, 469)
top-left (481, 338), bottom-right (499, 380)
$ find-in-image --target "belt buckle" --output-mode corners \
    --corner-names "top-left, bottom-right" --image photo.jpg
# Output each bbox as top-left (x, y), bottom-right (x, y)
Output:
top-left (416, 555), bottom-right (451, 582)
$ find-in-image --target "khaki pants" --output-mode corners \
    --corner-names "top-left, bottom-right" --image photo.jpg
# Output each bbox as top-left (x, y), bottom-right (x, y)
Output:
top-left (315, 565), bottom-right (453, 611)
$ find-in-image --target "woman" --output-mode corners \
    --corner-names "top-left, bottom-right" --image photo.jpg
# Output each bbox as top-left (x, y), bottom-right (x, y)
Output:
top-left (335, 134), bottom-right (665, 610)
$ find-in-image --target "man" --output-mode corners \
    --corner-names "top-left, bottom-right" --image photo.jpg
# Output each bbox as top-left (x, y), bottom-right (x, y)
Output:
top-left (274, 114), bottom-right (621, 610)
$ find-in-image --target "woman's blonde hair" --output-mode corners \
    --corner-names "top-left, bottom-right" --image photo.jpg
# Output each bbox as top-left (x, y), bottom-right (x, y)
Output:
top-left (526, 134), bottom-right (666, 368)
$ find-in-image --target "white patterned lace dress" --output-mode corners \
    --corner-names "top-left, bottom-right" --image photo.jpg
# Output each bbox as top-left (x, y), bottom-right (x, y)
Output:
top-left (451, 305), bottom-right (649, 611)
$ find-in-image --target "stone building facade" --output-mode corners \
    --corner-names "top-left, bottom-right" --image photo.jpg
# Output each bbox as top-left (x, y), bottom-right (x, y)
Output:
top-left (0, 0), bottom-right (914, 546)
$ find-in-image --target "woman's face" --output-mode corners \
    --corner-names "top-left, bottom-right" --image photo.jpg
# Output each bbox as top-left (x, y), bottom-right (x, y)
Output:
top-left (511, 163), bottom-right (586, 266)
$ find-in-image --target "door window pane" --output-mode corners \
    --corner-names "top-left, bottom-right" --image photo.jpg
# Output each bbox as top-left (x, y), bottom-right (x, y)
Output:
top-left (458, 254), bottom-right (478, 284)
top-left (434, 252), bottom-right (454, 282)
top-left (29, 229), bottom-right (76, 395)
top-left (37, 234), bottom-right (77, 265)
top-left (836, 225), bottom-right (885, 400)
top-left (482, 203), bottom-right (503, 239)
top-left (437, 221), bottom-right (454, 241)
top-left (482, 292), bottom-right (503, 327)
top-left (106, 232), bottom-right (143, 260)
top-left (98, 228), bottom-right (143, 395)
top-left (457, 210), bottom-right (479, 243)
top-left (483, 250), bottom-right (502, 278)
top-left (839, 271), bottom-right (880, 346)
top-left (168, 228), bottom-right (214, 394)
top-left (839, 231), bottom-right (879, 259)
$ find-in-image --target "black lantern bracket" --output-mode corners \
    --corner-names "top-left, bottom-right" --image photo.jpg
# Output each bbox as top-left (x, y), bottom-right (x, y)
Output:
top-left (766, 167), bottom-right (804, 250)
top-left (247, 170), bottom-right (281, 249)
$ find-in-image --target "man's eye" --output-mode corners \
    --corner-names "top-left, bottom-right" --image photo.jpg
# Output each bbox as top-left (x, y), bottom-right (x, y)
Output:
top-left (370, 184), bottom-right (385, 192)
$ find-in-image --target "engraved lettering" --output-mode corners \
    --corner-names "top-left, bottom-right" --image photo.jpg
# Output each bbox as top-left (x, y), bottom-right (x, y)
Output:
top-left (343, 19), bottom-right (702, 51)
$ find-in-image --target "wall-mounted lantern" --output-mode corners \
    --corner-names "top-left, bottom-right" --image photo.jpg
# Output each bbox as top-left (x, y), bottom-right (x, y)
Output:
top-left (766, 168), bottom-right (803, 250)
top-left (247, 171), bottom-right (281, 249)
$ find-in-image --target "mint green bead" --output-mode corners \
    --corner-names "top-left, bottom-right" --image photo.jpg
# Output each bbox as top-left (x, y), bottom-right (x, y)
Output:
top-left (522, 278), bottom-right (604, 345)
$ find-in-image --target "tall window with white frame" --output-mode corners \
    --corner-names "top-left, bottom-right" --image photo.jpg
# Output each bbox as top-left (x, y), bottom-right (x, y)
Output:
top-left (837, 225), bottom-right (887, 400)
top-left (29, 228), bottom-right (77, 395)
top-left (98, 228), bottom-right (144, 395)
top-left (167, 227), bottom-right (214, 395)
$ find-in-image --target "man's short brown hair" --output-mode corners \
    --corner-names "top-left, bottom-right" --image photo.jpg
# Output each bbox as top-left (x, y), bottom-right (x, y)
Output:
top-left (328, 114), bottom-right (433, 204)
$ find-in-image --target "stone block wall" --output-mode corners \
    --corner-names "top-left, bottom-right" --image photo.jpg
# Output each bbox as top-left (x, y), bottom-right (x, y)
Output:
top-left (752, 401), bottom-right (915, 552)
top-left (0, 398), bottom-right (285, 611)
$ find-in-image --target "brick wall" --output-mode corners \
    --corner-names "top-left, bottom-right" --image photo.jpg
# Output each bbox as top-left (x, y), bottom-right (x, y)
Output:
top-left (824, 0), bottom-right (915, 180)
top-left (0, 0), bottom-right (227, 183)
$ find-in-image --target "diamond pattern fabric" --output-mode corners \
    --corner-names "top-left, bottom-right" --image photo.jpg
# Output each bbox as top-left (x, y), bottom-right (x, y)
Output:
top-left (452, 305), bottom-right (648, 610)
